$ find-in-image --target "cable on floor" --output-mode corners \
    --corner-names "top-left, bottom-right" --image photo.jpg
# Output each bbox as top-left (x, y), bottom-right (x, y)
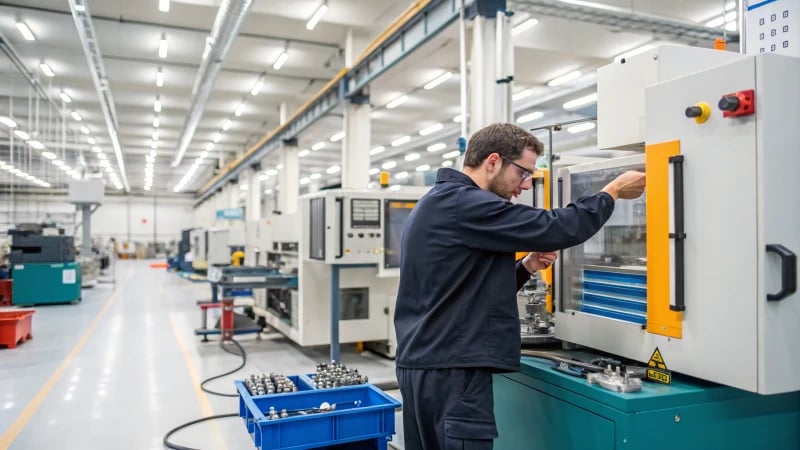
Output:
top-left (163, 338), bottom-right (247, 450)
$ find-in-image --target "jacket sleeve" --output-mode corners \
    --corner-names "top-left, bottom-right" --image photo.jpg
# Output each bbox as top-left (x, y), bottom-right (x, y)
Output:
top-left (515, 259), bottom-right (532, 291)
top-left (457, 190), bottom-right (615, 253)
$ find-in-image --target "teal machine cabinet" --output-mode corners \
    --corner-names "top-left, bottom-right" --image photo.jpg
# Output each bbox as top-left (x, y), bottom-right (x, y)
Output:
top-left (12, 262), bottom-right (82, 305)
top-left (494, 355), bottom-right (800, 450)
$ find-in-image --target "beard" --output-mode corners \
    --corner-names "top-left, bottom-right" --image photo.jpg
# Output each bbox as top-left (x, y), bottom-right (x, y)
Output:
top-left (488, 175), bottom-right (514, 201)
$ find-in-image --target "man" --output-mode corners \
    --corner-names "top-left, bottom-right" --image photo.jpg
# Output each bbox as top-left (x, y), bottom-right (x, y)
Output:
top-left (394, 122), bottom-right (646, 450)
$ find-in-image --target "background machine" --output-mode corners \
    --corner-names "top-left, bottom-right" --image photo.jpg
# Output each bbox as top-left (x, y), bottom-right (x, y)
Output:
top-left (260, 187), bottom-right (427, 357)
top-left (494, 40), bottom-right (800, 449)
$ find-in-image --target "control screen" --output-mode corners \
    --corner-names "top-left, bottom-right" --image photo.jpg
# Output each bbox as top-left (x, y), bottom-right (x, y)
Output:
top-left (383, 200), bottom-right (418, 269)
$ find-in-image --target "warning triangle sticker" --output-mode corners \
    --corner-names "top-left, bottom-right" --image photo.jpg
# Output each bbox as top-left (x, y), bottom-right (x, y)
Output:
top-left (648, 348), bottom-right (668, 370)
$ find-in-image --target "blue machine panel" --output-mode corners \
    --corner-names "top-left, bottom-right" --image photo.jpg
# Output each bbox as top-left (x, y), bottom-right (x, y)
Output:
top-left (581, 269), bottom-right (647, 325)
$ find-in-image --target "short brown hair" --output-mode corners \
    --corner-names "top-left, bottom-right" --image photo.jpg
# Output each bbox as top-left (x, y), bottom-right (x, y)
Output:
top-left (463, 123), bottom-right (544, 168)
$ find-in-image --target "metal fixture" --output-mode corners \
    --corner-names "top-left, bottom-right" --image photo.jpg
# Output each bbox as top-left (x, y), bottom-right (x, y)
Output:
top-left (171, 0), bottom-right (255, 167)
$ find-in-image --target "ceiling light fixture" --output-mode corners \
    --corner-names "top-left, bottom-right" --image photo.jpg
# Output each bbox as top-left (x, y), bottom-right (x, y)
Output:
top-left (154, 96), bottom-right (161, 112)
top-left (59, 92), bottom-right (72, 103)
top-left (250, 77), bottom-right (264, 95)
top-left (222, 119), bottom-right (232, 131)
top-left (547, 70), bottom-right (581, 87)
top-left (443, 150), bottom-right (460, 159)
top-left (212, 132), bottom-right (221, 143)
top-left (427, 143), bottom-right (446, 152)
top-left (153, 117), bottom-right (160, 128)
top-left (453, 114), bottom-right (463, 123)
top-left (158, 33), bottom-right (168, 58)
top-left (29, 140), bottom-right (44, 150)
top-left (386, 95), bottom-right (408, 109)
top-left (381, 161), bottom-right (396, 170)
top-left (516, 111), bottom-right (544, 124)
top-left (159, 0), bottom-right (170, 13)
top-left (562, 92), bottom-right (598, 110)
top-left (70, 111), bottom-right (82, 121)
top-left (513, 89), bottom-right (533, 101)
top-left (13, 130), bottom-right (29, 140)
top-left (80, 126), bottom-right (90, 134)
top-left (330, 131), bottom-right (345, 142)
top-left (272, 50), bottom-right (289, 71)
top-left (395, 171), bottom-right (409, 179)
top-left (419, 123), bottom-right (443, 136)
top-left (306, 1), bottom-right (328, 30)
top-left (326, 165), bottom-right (341, 174)
top-left (298, 149), bottom-right (310, 157)
top-left (39, 63), bottom-right (55, 77)
top-left (567, 122), bottom-right (596, 134)
top-left (156, 68), bottom-right (164, 87)
top-left (404, 153), bottom-right (420, 162)
top-left (16, 22), bottom-right (35, 41)
top-left (369, 146), bottom-right (385, 156)
top-left (368, 168), bottom-right (380, 175)
top-left (234, 103), bottom-right (245, 117)
top-left (511, 18), bottom-right (539, 36)
top-left (423, 72), bottom-right (452, 90)
top-left (0, 117), bottom-right (18, 128)
top-left (391, 135), bottom-right (411, 147)
top-left (312, 142), bottom-right (325, 151)
top-left (416, 164), bottom-right (430, 172)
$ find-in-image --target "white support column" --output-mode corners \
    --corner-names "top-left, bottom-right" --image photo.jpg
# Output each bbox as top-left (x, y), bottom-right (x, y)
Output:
top-left (469, 12), bottom-right (513, 133)
top-left (279, 102), bottom-right (289, 125)
top-left (246, 167), bottom-right (261, 221)
top-left (342, 101), bottom-right (370, 189)
top-left (278, 140), bottom-right (300, 214)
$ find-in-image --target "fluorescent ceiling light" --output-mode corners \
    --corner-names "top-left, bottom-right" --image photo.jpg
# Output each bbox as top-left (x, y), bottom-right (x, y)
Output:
top-left (312, 142), bottom-right (325, 151)
top-left (563, 92), bottom-right (598, 110)
top-left (91, 146), bottom-right (102, 153)
top-left (453, 114), bottom-right (463, 123)
top-left (39, 63), bottom-right (54, 77)
top-left (423, 72), bottom-right (452, 90)
top-left (156, 68), bottom-right (164, 87)
top-left (234, 103), bottom-right (245, 117)
top-left (80, 126), bottom-right (90, 134)
top-left (389, 185), bottom-right (402, 191)
top-left (222, 119), bottom-right (232, 131)
top-left (404, 153), bottom-right (420, 162)
top-left (97, 153), bottom-right (107, 160)
top-left (266, 169), bottom-right (278, 176)
top-left (427, 143), bottom-right (446, 152)
top-left (277, 164), bottom-right (283, 170)
top-left (159, 0), bottom-right (170, 12)
top-left (212, 132), bottom-right (221, 143)
top-left (298, 149), bottom-right (310, 157)
top-left (443, 150), bottom-right (460, 159)
top-left (614, 43), bottom-right (655, 62)
top-left (16, 22), bottom-right (35, 41)
top-left (517, 111), bottom-right (544, 124)
top-left (13, 130), bottom-right (29, 140)
top-left (154, 97), bottom-right (161, 112)
top-left (41, 151), bottom-right (57, 160)
top-left (395, 171), bottom-right (409, 179)
top-left (29, 140), bottom-right (44, 150)
top-left (153, 117), bottom-right (160, 128)
top-left (151, 141), bottom-right (158, 149)
top-left (263, 189), bottom-right (273, 194)
top-left (419, 123), bottom-right (443, 136)
top-left (250, 79), bottom-right (264, 96)
top-left (205, 142), bottom-right (214, 151)
top-left (416, 164), bottom-right (430, 172)
top-left (158, 33), bottom-right (168, 58)
top-left (368, 168), bottom-right (380, 175)
top-left (547, 70), bottom-right (581, 87)
top-left (0, 116), bottom-right (18, 128)
top-left (391, 135), bottom-right (411, 147)
top-left (239, 184), bottom-right (248, 191)
top-left (326, 165), bottom-right (341, 174)
top-left (381, 161), bottom-right (396, 170)
top-left (70, 111), bottom-right (82, 121)
top-left (310, 173), bottom-right (322, 180)
top-left (149, 150), bottom-right (157, 157)
top-left (152, 131), bottom-right (159, 141)
top-left (299, 177), bottom-right (310, 185)
top-left (53, 160), bottom-right (64, 167)
top-left (59, 92), bottom-right (72, 103)
top-left (386, 95), bottom-right (408, 109)
top-left (87, 137), bottom-right (95, 144)
top-left (567, 122), bottom-right (596, 134)
top-left (513, 89), bottom-right (533, 101)
top-left (258, 173), bottom-right (270, 181)
top-left (511, 18), bottom-right (539, 36)
top-left (145, 155), bottom-right (154, 163)
top-left (272, 51), bottom-right (289, 71)
top-left (306, 2), bottom-right (328, 30)
top-left (330, 131), bottom-right (345, 142)
top-left (369, 146), bottom-right (385, 156)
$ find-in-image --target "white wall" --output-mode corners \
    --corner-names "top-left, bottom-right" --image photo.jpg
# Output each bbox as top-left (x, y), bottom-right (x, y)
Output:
top-left (0, 193), bottom-right (195, 245)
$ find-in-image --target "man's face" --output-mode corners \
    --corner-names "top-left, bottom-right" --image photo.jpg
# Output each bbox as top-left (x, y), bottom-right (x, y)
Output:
top-left (487, 148), bottom-right (538, 200)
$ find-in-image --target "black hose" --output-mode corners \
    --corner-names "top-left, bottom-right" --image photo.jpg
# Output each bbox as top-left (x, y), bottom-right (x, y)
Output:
top-left (162, 413), bottom-right (239, 450)
top-left (163, 338), bottom-right (247, 450)
top-left (520, 349), bottom-right (606, 373)
top-left (199, 339), bottom-right (246, 397)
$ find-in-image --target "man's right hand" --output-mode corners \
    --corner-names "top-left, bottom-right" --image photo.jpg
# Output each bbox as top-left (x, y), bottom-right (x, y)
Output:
top-left (602, 171), bottom-right (646, 200)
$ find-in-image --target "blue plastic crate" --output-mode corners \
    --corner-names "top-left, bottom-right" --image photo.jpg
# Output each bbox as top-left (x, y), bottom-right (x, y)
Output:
top-left (236, 381), bottom-right (400, 450)
top-left (237, 377), bottom-right (317, 434)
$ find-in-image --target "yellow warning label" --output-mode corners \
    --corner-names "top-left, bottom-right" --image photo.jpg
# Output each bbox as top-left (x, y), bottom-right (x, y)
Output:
top-left (646, 347), bottom-right (671, 384)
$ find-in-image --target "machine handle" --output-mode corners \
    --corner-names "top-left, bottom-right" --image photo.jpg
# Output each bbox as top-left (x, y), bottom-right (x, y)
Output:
top-left (766, 244), bottom-right (797, 301)
top-left (668, 155), bottom-right (686, 312)
top-left (335, 197), bottom-right (344, 259)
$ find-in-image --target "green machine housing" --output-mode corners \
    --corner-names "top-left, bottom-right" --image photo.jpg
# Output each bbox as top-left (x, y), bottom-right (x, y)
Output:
top-left (12, 262), bottom-right (82, 305)
top-left (493, 355), bottom-right (800, 450)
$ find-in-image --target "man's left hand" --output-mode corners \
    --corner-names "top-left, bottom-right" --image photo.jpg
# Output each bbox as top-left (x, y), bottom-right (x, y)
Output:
top-left (522, 251), bottom-right (558, 273)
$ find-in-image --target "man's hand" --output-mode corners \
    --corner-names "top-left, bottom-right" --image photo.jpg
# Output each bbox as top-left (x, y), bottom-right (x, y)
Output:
top-left (602, 171), bottom-right (646, 200)
top-left (522, 251), bottom-right (558, 273)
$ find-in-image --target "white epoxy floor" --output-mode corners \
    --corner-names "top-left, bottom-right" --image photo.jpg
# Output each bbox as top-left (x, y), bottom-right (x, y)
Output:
top-left (0, 260), bottom-right (403, 450)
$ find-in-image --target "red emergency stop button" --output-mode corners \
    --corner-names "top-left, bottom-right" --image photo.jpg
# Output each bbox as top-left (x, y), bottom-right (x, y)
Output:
top-left (718, 89), bottom-right (755, 118)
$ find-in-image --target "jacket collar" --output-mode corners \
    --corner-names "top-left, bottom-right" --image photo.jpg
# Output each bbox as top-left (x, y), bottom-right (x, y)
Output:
top-left (435, 168), bottom-right (479, 188)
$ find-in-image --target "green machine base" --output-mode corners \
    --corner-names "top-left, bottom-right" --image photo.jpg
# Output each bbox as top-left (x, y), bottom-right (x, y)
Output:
top-left (494, 353), bottom-right (800, 450)
top-left (12, 262), bottom-right (82, 305)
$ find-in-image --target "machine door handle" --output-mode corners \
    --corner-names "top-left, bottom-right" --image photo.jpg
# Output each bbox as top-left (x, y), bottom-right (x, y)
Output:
top-left (335, 197), bottom-right (344, 259)
top-left (668, 155), bottom-right (686, 312)
top-left (766, 244), bottom-right (797, 301)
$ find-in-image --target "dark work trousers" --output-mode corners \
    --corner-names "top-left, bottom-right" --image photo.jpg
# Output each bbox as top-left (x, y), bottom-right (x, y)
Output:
top-left (397, 367), bottom-right (498, 450)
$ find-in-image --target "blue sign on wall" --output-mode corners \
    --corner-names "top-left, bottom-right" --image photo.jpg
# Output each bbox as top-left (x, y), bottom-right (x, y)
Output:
top-left (216, 208), bottom-right (244, 220)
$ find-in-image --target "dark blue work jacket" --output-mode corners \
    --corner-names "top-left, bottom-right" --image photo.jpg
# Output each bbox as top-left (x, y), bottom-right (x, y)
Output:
top-left (394, 168), bottom-right (615, 371)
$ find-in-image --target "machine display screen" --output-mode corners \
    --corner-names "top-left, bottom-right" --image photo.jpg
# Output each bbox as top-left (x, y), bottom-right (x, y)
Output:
top-left (383, 200), bottom-right (418, 269)
top-left (351, 199), bottom-right (381, 228)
